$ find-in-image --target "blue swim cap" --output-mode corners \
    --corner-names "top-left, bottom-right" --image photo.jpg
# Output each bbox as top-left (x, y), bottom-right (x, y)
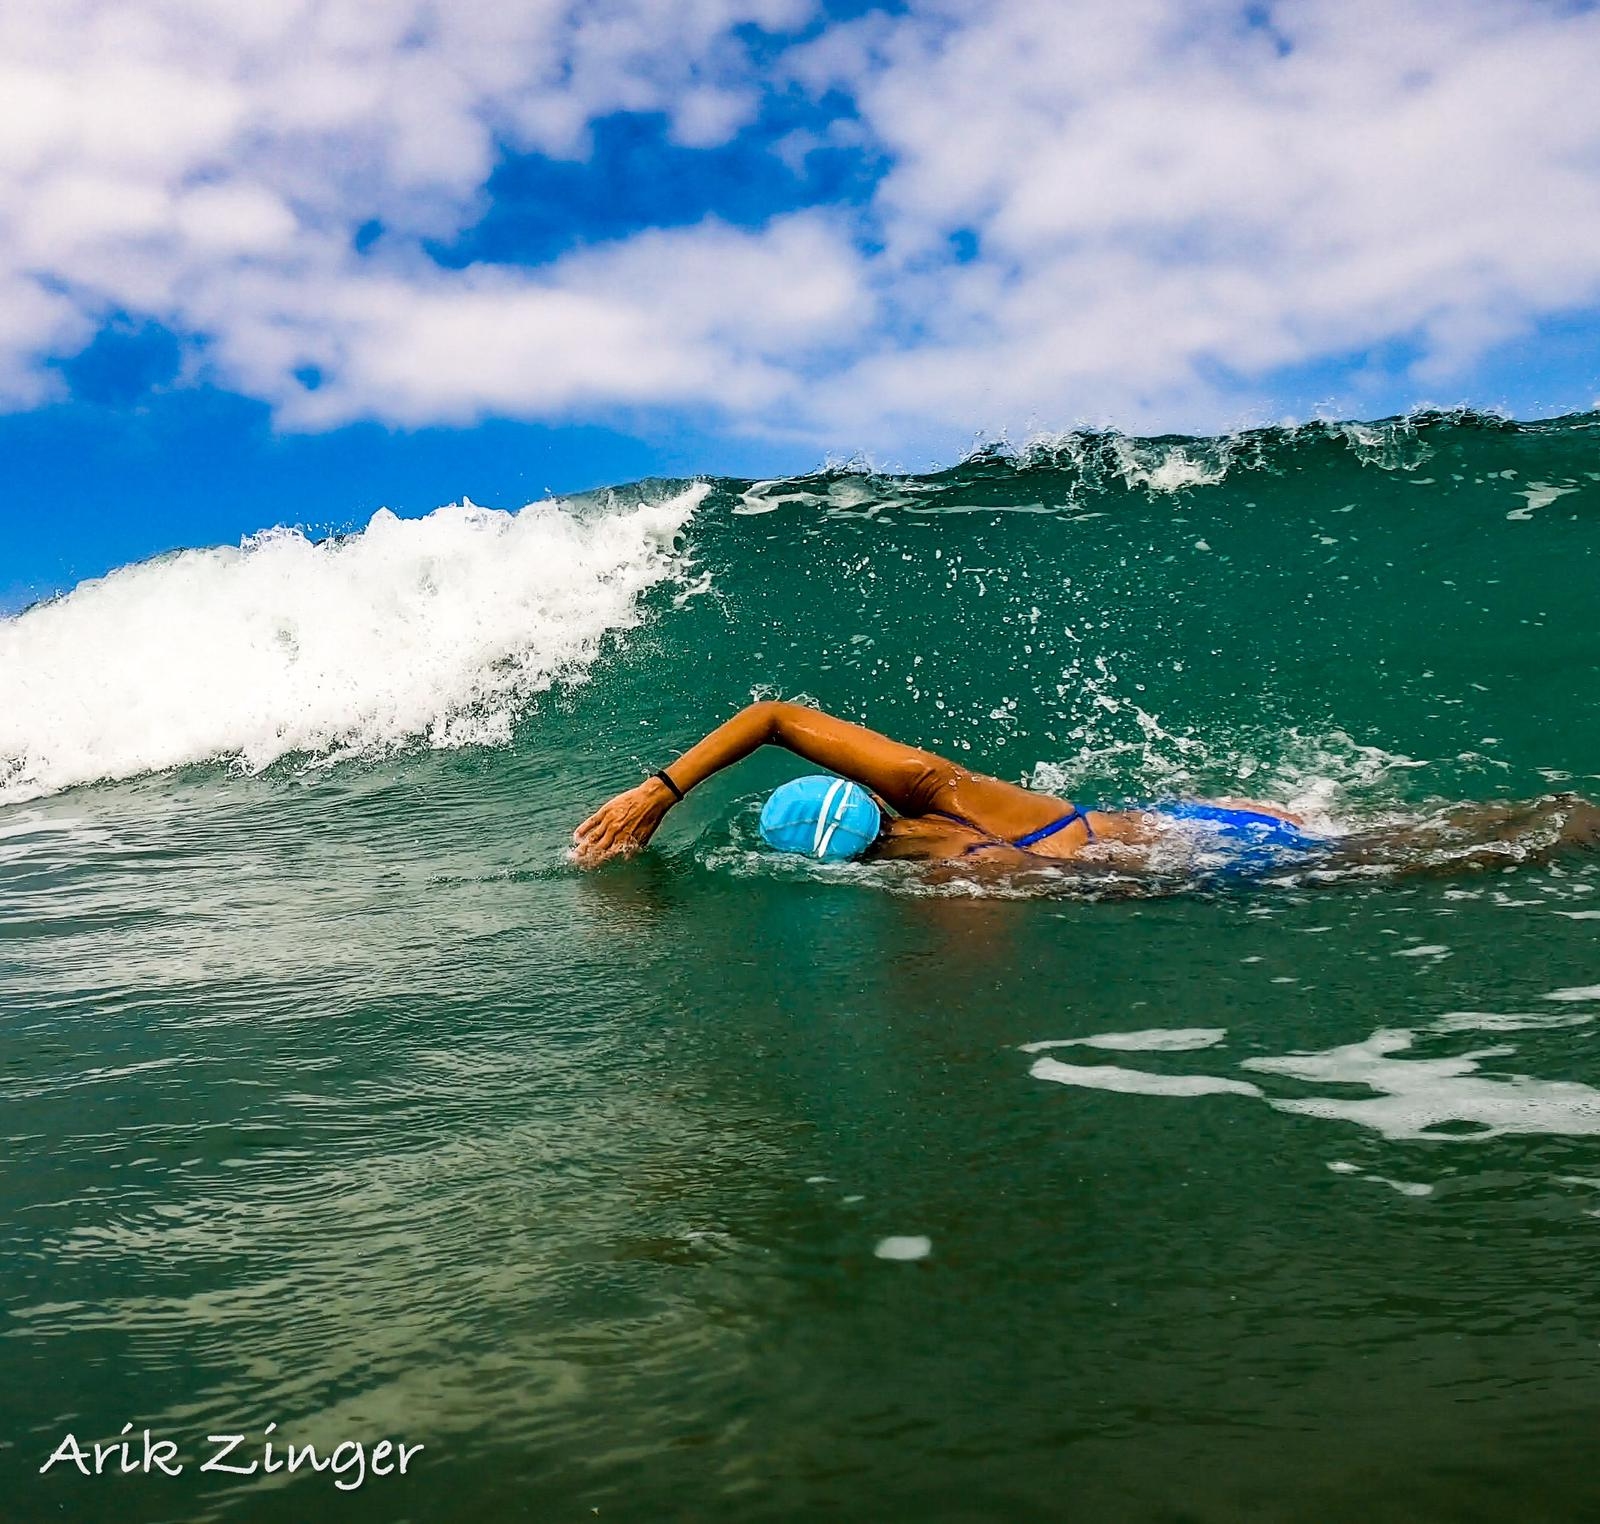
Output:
top-left (760, 775), bottom-right (882, 861)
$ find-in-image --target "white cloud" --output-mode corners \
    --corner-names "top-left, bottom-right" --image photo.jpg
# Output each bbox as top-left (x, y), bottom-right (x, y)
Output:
top-left (1, 0), bottom-right (1599, 451)
top-left (792, 0), bottom-right (1600, 439)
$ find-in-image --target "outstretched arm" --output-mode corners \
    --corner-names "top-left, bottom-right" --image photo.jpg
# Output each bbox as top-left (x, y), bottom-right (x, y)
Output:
top-left (670, 701), bottom-right (954, 812)
top-left (572, 701), bottom-right (944, 866)
top-left (572, 700), bottom-right (1063, 866)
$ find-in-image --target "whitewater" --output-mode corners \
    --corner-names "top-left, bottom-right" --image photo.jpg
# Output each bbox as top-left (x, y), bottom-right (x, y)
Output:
top-left (0, 488), bottom-right (703, 802)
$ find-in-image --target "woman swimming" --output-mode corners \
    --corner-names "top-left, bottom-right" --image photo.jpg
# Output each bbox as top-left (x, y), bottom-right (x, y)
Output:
top-left (571, 699), bottom-right (1325, 871)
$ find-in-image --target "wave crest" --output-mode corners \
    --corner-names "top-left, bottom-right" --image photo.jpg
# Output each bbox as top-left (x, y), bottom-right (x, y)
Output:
top-left (0, 487), bottom-right (704, 803)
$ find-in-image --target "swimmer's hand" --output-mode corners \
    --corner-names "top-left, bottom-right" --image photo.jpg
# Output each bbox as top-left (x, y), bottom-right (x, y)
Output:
top-left (572, 778), bottom-right (676, 867)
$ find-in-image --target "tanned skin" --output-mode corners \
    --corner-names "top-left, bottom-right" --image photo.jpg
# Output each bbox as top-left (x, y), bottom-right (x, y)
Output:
top-left (572, 700), bottom-right (1299, 869)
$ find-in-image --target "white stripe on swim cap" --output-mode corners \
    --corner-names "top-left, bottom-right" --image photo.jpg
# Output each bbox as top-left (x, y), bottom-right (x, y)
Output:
top-left (819, 784), bottom-right (870, 858)
top-left (813, 778), bottom-right (846, 856)
top-left (816, 781), bottom-right (858, 858)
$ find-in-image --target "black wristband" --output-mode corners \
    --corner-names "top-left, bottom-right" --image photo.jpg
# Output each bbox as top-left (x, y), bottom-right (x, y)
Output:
top-left (653, 768), bottom-right (685, 802)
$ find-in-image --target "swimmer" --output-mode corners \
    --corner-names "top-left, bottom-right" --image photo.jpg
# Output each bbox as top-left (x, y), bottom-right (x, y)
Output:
top-left (572, 699), bottom-right (1324, 871)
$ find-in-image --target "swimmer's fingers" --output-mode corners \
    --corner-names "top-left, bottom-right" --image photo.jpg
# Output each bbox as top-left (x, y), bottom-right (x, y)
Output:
top-left (570, 824), bottom-right (610, 866)
top-left (572, 787), bottom-right (665, 867)
top-left (573, 789), bottom-right (636, 845)
top-left (573, 802), bottom-right (613, 844)
top-left (573, 827), bottom-right (633, 867)
top-left (572, 797), bottom-right (626, 865)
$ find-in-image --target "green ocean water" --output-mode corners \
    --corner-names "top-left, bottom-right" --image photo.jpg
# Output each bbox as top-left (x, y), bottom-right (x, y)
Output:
top-left (3, 410), bottom-right (1599, 1521)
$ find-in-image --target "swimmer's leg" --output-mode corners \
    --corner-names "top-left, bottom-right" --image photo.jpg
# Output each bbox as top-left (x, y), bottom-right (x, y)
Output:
top-left (1553, 795), bottom-right (1600, 851)
top-left (1336, 794), bottom-right (1600, 875)
top-left (1437, 794), bottom-right (1600, 848)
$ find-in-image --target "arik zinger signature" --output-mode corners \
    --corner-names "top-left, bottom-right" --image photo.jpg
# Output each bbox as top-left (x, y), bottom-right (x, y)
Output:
top-left (40, 1424), bottom-right (423, 1491)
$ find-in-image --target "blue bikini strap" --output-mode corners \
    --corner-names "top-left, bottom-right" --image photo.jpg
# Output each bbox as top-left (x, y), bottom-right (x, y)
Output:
top-left (1011, 804), bottom-right (1093, 848)
top-left (931, 804), bottom-right (1094, 851)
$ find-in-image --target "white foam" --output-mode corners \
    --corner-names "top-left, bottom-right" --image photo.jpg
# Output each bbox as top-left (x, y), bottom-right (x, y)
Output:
top-left (874, 1236), bottom-right (931, 1261)
top-left (1029, 1058), bottom-right (1262, 1098)
top-left (1370, 1176), bottom-right (1435, 1198)
top-left (1432, 1010), bottom-right (1594, 1033)
top-left (1245, 1030), bottom-right (1600, 1141)
top-left (0, 489), bottom-right (704, 802)
top-left (1028, 1007), bottom-right (1600, 1144)
top-left (1546, 985), bottom-right (1600, 1002)
top-left (1107, 437), bottom-right (1230, 493)
top-left (1020, 1028), bottom-right (1225, 1054)
top-left (1506, 482), bottom-right (1577, 521)
top-left (733, 481), bottom-right (811, 515)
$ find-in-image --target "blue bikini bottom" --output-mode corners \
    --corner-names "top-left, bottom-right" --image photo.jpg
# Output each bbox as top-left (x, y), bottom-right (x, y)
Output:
top-left (1151, 801), bottom-right (1331, 873)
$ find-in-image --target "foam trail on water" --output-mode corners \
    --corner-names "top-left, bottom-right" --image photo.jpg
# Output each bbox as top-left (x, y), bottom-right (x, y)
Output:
top-left (0, 488), bottom-right (705, 803)
top-left (1029, 1058), bottom-right (1263, 1098)
top-left (1020, 1028), bottom-right (1226, 1054)
top-left (1028, 1011), bottom-right (1600, 1142)
top-left (1245, 1030), bottom-right (1600, 1140)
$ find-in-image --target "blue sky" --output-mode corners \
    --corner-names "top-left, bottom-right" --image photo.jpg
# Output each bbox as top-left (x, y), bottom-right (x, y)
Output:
top-left (3, 0), bottom-right (1599, 608)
